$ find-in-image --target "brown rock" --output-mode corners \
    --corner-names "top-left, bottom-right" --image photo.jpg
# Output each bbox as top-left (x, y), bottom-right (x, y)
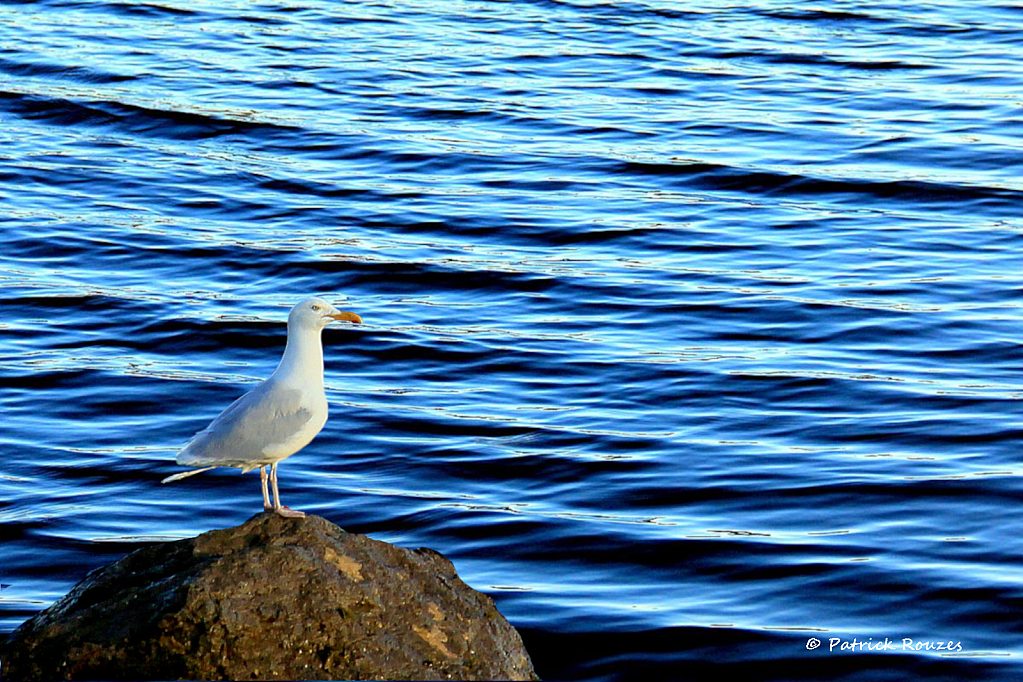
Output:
top-left (2, 513), bottom-right (537, 681)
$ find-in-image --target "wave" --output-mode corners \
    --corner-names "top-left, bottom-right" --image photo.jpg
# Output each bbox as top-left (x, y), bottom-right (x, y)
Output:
top-left (0, 90), bottom-right (302, 142)
top-left (617, 159), bottom-right (1023, 211)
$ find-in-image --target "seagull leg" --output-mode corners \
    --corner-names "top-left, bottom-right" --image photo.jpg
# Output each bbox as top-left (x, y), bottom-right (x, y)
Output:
top-left (270, 461), bottom-right (305, 518)
top-left (260, 466), bottom-right (272, 512)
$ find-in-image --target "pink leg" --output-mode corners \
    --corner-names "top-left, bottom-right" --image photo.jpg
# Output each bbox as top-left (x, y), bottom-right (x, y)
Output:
top-left (270, 461), bottom-right (305, 518)
top-left (260, 466), bottom-right (272, 512)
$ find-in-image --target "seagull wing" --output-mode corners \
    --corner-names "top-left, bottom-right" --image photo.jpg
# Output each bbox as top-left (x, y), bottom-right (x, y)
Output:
top-left (176, 379), bottom-right (317, 470)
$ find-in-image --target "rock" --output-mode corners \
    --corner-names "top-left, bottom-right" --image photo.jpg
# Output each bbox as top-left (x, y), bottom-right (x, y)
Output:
top-left (2, 513), bottom-right (538, 681)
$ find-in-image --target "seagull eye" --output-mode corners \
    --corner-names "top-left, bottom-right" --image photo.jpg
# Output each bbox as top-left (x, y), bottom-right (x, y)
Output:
top-left (311, 304), bottom-right (321, 311)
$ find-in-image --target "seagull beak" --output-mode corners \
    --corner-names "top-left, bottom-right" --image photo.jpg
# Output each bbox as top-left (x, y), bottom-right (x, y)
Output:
top-left (328, 311), bottom-right (362, 324)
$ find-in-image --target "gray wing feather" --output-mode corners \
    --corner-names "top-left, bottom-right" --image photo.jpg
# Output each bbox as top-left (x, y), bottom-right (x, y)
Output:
top-left (176, 380), bottom-right (313, 469)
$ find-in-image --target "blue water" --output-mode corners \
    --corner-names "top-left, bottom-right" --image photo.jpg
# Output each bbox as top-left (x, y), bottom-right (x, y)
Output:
top-left (2, 1), bottom-right (1022, 679)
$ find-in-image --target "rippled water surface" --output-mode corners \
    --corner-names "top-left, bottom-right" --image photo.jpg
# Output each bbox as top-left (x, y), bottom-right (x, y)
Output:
top-left (2, 1), bottom-right (1022, 679)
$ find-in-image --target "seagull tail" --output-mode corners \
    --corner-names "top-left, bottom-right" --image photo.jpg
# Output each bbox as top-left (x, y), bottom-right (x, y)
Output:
top-left (161, 466), bottom-right (218, 484)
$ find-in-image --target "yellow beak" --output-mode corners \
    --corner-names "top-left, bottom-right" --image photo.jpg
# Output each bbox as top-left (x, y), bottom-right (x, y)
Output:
top-left (329, 311), bottom-right (362, 324)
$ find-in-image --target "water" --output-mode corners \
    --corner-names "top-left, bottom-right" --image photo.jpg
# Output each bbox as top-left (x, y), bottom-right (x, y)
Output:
top-left (2, 0), bottom-right (1022, 679)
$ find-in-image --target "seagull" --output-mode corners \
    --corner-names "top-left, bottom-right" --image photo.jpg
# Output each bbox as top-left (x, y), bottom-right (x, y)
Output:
top-left (162, 297), bottom-right (362, 518)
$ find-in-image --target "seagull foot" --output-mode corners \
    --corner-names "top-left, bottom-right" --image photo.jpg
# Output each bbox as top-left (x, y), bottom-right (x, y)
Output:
top-left (274, 506), bottom-right (306, 519)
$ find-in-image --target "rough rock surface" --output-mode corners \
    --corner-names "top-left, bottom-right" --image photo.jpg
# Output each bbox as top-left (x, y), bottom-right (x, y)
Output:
top-left (3, 513), bottom-right (537, 681)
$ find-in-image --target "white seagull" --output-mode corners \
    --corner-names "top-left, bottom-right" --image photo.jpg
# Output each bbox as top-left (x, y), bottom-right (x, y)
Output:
top-left (162, 297), bottom-right (362, 518)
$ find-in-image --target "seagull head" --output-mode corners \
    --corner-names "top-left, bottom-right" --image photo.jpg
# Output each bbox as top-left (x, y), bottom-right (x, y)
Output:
top-left (289, 297), bottom-right (362, 331)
